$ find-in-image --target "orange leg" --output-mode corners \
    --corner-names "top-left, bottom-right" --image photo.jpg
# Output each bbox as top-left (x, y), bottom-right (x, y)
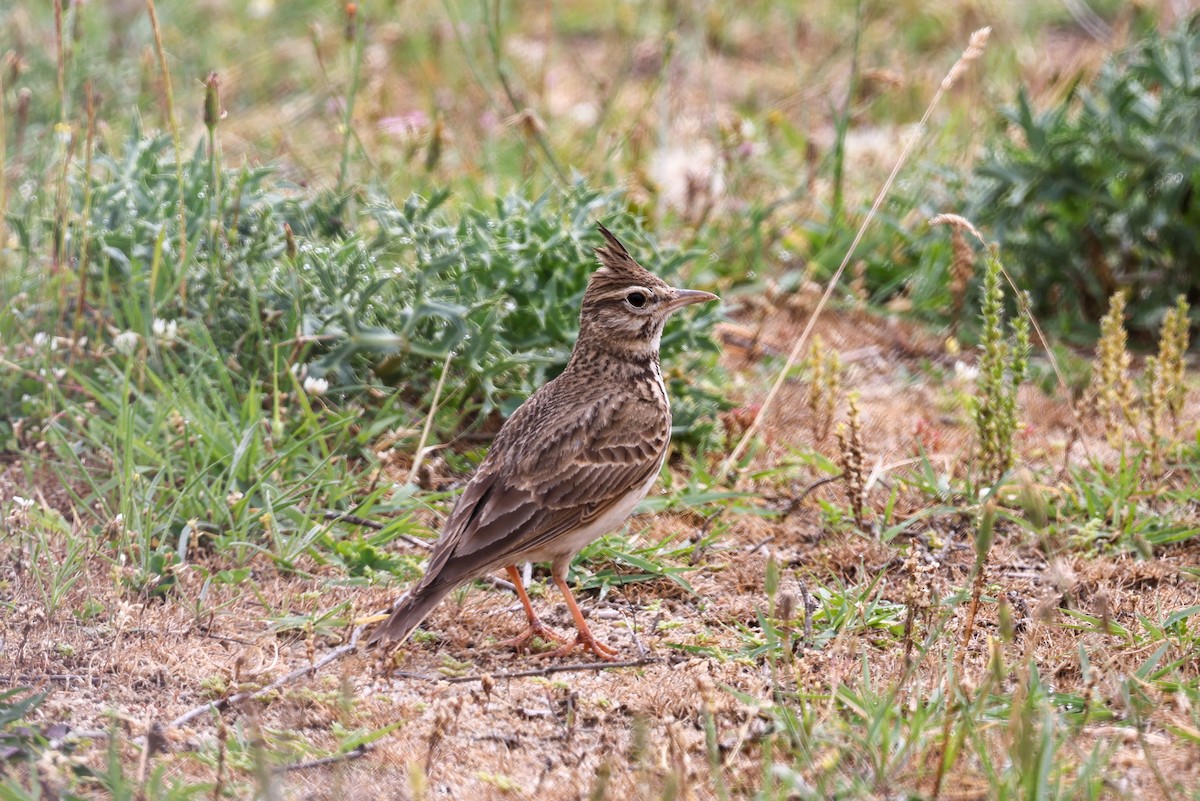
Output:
top-left (536, 573), bottom-right (620, 662)
top-left (497, 565), bottom-right (567, 653)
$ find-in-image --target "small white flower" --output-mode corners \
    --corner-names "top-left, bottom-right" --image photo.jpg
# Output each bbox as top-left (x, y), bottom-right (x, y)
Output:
top-left (953, 360), bottom-right (979, 382)
top-left (303, 376), bottom-right (329, 396)
top-left (152, 318), bottom-right (178, 343)
top-left (6, 496), bottom-right (32, 526)
top-left (114, 330), bottom-right (139, 355)
top-left (32, 332), bottom-right (49, 348)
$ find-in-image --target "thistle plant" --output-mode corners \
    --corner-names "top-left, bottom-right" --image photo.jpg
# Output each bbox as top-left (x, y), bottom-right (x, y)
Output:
top-left (971, 247), bottom-right (1030, 487)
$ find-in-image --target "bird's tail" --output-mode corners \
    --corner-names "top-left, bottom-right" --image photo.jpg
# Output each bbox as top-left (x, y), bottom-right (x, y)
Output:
top-left (366, 585), bottom-right (451, 646)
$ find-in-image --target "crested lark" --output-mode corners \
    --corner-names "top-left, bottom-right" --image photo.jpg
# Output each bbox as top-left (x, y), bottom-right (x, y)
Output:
top-left (368, 224), bottom-right (718, 659)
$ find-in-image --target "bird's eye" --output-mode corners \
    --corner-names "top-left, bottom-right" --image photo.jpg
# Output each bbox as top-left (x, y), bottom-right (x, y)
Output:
top-left (626, 291), bottom-right (647, 308)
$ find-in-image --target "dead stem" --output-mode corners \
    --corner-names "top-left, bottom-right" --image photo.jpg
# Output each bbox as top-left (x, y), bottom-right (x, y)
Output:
top-left (718, 27), bottom-right (993, 481)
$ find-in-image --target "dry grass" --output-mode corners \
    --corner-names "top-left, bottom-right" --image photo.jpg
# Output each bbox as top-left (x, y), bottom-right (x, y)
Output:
top-left (4, 296), bottom-right (1198, 798)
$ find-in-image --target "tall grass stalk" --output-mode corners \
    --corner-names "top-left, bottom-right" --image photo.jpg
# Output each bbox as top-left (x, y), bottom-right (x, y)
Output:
top-left (407, 351), bottom-right (454, 486)
top-left (52, 0), bottom-right (71, 275)
top-left (54, 0), bottom-right (67, 123)
top-left (73, 84), bottom-right (99, 345)
top-left (719, 26), bottom-right (992, 480)
top-left (145, 0), bottom-right (189, 309)
top-left (205, 72), bottom-right (224, 311)
top-left (829, 0), bottom-right (864, 226)
top-left (0, 65), bottom-right (8, 249)
top-left (336, 6), bottom-right (365, 195)
top-left (485, 0), bottom-right (566, 183)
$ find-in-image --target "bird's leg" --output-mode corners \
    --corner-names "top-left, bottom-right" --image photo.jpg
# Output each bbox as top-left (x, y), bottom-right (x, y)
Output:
top-left (496, 565), bottom-right (568, 653)
top-left (536, 572), bottom-right (621, 661)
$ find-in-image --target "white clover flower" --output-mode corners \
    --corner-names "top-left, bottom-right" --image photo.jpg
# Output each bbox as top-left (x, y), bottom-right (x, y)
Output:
top-left (152, 318), bottom-right (178, 343)
top-left (32, 332), bottom-right (49, 348)
top-left (303, 376), bottom-right (329, 396)
top-left (114, 330), bottom-right (139, 355)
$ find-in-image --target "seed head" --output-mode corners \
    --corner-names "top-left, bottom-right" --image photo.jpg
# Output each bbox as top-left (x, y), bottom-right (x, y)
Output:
top-left (203, 71), bottom-right (225, 133)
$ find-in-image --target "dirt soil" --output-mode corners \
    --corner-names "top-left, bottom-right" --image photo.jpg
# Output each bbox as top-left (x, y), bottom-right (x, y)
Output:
top-left (3, 296), bottom-right (1199, 799)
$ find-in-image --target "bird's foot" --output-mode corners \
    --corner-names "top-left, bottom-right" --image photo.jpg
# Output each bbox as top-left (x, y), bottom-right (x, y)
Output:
top-left (536, 631), bottom-right (621, 662)
top-left (498, 619), bottom-right (568, 654)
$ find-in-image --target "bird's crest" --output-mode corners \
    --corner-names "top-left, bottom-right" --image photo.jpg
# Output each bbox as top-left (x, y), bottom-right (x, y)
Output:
top-left (592, 223), bottom-right (659, 292)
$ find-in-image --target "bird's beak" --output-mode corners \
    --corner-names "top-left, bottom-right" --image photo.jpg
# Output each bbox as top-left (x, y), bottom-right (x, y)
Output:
top-left (664, 288), bottom-right (719, 313)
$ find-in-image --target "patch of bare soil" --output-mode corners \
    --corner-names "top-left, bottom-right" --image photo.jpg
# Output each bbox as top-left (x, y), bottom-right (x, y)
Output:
top-left (3, 305), bottom-right (1198, 799)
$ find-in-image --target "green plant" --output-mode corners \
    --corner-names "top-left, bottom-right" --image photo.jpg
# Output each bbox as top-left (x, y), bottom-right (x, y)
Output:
top-left (1082, 291), bottom-right (1193, 469)
top-left (970, 245), bottom-right (1030, 487)
top-left (805, 335), bottom-right (842, 444)
top-left (972, 18), bottom-right (1200, 339)
top-left (1086, 291), bottom-right (1140, 449)
top-left (4, 129), bottom-right (724, 445)
top-left (834, 392), bottom-right (867, 530)
top-left (1146, 295), bottom-right (1192, 469)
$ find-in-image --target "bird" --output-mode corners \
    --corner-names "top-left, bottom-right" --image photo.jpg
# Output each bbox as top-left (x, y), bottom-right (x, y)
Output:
top-left (367, 223), bottom-right (718, 660)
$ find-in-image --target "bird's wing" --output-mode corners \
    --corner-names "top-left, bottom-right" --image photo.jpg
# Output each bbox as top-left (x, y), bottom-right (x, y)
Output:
top-left (416, 391), bottom-right (668, 593)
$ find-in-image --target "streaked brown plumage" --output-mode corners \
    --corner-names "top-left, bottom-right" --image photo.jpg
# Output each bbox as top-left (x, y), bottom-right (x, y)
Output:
top-left (368, 224), bottom-right (718, 659)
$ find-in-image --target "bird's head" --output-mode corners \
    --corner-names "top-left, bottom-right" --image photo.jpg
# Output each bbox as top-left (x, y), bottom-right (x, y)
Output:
top-left (575, 224), bottom-right (718, 359)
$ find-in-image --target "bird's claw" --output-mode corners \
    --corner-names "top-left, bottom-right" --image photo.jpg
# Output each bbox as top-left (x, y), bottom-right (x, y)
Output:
top-left (498, 620), bottom-right (569, 653)
top-left (535, 632), bottom-right (621, 662)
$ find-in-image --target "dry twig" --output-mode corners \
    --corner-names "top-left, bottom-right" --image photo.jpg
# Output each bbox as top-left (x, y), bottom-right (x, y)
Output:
top-left (395, 656), bottom-right (661, 685)
top-left (277, 745), bottom-right (369, 773)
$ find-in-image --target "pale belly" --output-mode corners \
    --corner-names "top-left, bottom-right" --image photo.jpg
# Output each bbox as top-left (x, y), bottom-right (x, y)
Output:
top-left (518, 454), bottom-right (665, 567)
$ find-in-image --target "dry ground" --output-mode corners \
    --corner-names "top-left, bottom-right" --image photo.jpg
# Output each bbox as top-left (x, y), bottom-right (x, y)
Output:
top-left (3, 296), bottom-right (1198, 799)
